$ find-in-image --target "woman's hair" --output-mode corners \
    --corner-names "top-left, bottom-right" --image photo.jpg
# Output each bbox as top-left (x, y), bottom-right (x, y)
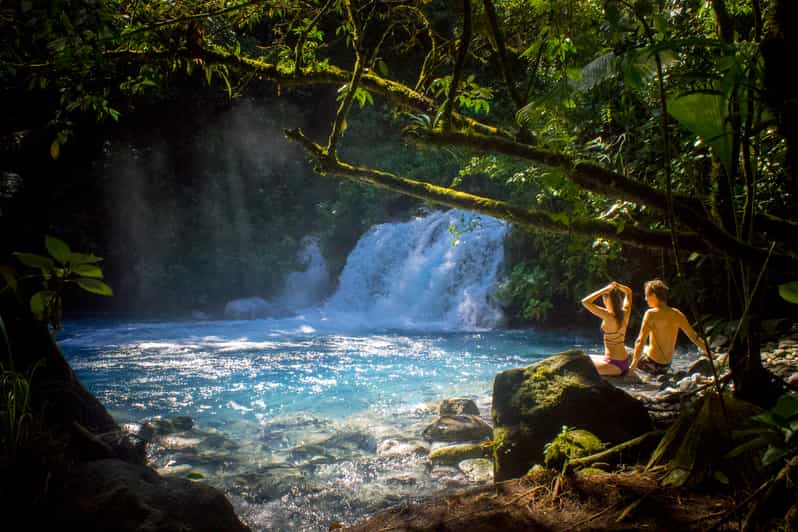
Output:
top-left (608, 288), bottom-right (625, 326)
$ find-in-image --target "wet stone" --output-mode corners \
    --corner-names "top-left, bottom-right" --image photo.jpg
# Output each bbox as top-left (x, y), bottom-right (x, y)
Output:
top-left (458, 458), bottom-right (494, 483)
top-left (439, 398), bottom-right (480, 416)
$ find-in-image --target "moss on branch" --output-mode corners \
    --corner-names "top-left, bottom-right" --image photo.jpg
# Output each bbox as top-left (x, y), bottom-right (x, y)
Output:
top-left (284, 128), bottom-right (713, 252)
top-left (199, 46), bottom-right (512, 139)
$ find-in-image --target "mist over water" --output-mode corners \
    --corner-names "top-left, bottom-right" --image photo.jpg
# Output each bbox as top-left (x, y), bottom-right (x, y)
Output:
top-left (60, 209), bottom-right (598, 531)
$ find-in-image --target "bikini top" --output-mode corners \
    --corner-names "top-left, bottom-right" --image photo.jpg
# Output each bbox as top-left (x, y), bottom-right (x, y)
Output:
top-left (602, 321), bottom-right (627, 347)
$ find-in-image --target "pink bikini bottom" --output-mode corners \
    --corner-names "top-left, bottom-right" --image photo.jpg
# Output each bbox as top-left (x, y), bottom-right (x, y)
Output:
top-left (604, 355), bottom-right (631, 375)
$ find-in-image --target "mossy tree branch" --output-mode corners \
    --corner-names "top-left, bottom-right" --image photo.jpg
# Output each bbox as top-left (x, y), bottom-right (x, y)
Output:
top-left (284, 128), bottom-right (714, 253)
top-left (406, 127), bottom-right (796, 263)
top-left (199, 45), bottom-right (514, 139)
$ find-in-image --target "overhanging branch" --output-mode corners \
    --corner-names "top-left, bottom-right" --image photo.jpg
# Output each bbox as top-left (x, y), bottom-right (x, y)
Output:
top-left (199, 46), bottom-right (514, 139)
top-left (407, 127), bottom-right (789, 262)
top-left (284, 128), bottom-right (713, 253)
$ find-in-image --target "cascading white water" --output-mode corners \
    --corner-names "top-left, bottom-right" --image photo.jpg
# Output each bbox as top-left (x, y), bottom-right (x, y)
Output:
top-left (278, 237), bottom-right (331, 310)
top-left (324, 209), bottom-right (508, 330)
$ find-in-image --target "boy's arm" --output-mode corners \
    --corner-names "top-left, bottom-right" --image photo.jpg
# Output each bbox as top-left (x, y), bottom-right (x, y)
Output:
top-left (676, 310), bottom-right (709, 355)
top-left (631, 311), bottom-right (651, 368)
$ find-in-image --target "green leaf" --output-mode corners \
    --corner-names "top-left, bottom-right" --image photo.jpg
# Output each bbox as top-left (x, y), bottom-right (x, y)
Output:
top-left (50, 140), bottom-right (60, 160)
top-left (724, 435), bottom-right (774, 459)
top-left (76, 279), bottom-right (113, 296)
top-left (68, 252), bottom-right (103, 265)
top-left (667, 91), bottom-right (733, 177)
top-left (45, 236), bottom-right (71, 264)
top-left (186, 472), bottom-right (205, 479)
top-left (13, 252), bottom-right (54, 271)
top-left (772, 394), bottom-right (798, 420)
top-left (762, 446), bottom-right (789, 466)
top-left (713, 470), bottom-right (729, 485)
top-left (30, 291), bottom-right (56, 320)
top-left (778, 282), bottom-right (798, 304)
top-left (73, 264), bottom-right (104, 279)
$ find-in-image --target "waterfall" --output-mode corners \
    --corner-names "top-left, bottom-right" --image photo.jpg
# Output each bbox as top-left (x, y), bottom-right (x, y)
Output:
top-left (324, 209), bottom-right (508, 330)
top-left (278, 237), bottom-right (331, 310)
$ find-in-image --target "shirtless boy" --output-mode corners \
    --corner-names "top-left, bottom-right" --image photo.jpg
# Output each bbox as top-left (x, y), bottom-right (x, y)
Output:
top-left (631, 279), bottom-right (709, 374)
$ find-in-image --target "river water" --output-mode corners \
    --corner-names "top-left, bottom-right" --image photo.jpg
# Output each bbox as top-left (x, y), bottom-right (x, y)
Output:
top-left (57, 210), bottom-right (600, 530)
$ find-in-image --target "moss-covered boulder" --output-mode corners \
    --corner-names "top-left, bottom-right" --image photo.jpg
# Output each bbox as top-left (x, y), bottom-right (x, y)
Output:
top-left (428, 443), bottom-right (489, 464)
top-left (492, 350), bottom-right (652, 481)
top-left (543, 427), bottom-right (605, 470)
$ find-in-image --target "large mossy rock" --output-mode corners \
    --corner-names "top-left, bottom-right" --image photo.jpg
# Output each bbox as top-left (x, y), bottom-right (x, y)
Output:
top-left (492, 350), bottom-right (652, 481)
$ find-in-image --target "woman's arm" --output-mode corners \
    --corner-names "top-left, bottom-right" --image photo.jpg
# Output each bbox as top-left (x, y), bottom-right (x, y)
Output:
top-left (580, 283), bottom-right (615, 320)
top-left (616, 282), bottom-right (633, 314)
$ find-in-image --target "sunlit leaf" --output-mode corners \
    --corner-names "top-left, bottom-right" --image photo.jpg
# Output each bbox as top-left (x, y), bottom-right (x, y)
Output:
top-left (45, 236), bottom-right (71, 264)
top-left (76, 278), bottom-right (113, 296)
top-left (667, 91), bottom-right (733, 176)
top-left (73, 264), bottom-right (104, 279)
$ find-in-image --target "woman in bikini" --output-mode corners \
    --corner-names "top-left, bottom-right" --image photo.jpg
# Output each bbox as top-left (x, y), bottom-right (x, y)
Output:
top-left (581, 281), bottom-right (633, 376)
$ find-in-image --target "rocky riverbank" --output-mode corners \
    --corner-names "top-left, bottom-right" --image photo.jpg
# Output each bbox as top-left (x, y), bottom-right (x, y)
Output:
top-left (345, 323), bottom-right (798, 531)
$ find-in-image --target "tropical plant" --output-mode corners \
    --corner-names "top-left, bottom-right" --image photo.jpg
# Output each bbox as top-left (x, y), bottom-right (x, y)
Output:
top-left (0, 360), bottom-right (42, 460)
top-left (3, 0), bottom-right (796, 403)
top-left (12, 236), bottom-right (112, 331)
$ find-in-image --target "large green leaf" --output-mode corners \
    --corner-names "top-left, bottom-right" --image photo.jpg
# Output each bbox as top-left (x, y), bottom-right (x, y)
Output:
top-left (667, 91), bottom-right (733, 176)
top-left (73, 264), bottom-right (104, 279)
top-left (13, 253), bottom-right (54, 271)
top-left (68, 252), bottom-right (103, 265)
top-left (45, 236), bottom-right (71, 264)
top-left (778, 281), bottom-right (798, 304)
top-left (76, 278), bottom-right (113, 296)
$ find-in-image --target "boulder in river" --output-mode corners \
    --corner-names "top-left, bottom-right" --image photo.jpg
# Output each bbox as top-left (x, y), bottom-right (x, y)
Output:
top-left (224, 297), bottom-right (286, 320)
top-left (422, 415), bottom-right (492, 442)
top-left (492, 350), bottom-right (652, 481)
top-left (439, 397), bottom-right (480, 416)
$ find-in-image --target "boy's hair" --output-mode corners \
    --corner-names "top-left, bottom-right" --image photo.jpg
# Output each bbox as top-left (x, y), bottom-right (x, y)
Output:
top-left (645, 279), bottom-right (669, 302)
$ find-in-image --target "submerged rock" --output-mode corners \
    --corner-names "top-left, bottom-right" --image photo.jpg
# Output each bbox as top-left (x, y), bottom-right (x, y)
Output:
top-left (439, 397), bottom-right (480, 416)
top-left (143, 416), bottom-right (194, 437)
top-left (491, 350), bottom-right (652, 481)
top-left (458, 458), bottom-right (494, 483)
top-left (223, 297), bottom-right (286, 320)
top-left (422, 415), bottom-right (492, 442)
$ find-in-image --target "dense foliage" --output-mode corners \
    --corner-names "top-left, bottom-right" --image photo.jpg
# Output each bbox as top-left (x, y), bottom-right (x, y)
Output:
top-left (1, 0), bottom-right (797, 381)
